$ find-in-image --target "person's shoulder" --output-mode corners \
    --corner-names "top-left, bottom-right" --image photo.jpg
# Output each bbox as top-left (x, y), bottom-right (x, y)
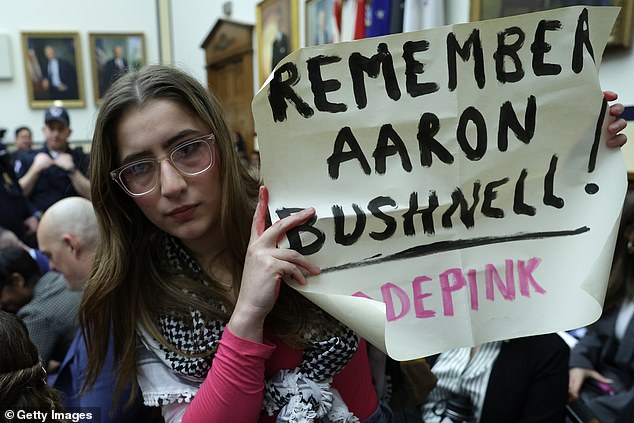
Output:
top-left (70, 146), bottom-right (88, 158)
top-left (36, 274), bottom-right (82, 321)
top-left (11, 150), bottom-right (26, 161)
top-left (507, 333), bottom-right (569, 355)
top-left (69, 146), bottom-right (89, 173)
top-left (39, 270), bottom-right (67, 288)
top-left (18, 148), bottom-right (40, 162)
top-left (36, 271), bottom-right (79, 299)
top-left (16, 302), bottom-right (34, 319)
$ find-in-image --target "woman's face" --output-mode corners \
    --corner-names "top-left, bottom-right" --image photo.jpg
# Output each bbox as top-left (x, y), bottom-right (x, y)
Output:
top-left (115, 99), bottom-right (223, 252)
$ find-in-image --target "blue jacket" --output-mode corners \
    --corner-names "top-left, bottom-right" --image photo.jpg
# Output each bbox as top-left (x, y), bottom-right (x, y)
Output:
top-left (49, 330), bottom-right (158, 422)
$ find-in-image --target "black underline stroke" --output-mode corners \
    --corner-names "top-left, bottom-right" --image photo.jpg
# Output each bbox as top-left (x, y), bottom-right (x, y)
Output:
top-left (321, 226), bottom-right (589, 274)
top-left (588, 98), bottom-right (607, 173)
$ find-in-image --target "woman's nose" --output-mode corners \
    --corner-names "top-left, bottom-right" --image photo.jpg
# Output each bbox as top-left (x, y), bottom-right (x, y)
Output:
top-left (159, 160), bottom-right (187, 197)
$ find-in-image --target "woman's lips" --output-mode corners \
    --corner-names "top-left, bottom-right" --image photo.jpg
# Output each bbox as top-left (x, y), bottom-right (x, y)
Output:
top-left (168, 205), bottom-right (197, 222)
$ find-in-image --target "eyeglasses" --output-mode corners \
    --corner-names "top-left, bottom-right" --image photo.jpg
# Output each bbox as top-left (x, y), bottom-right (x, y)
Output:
top-left (110, 133), bottom-right (215, 197)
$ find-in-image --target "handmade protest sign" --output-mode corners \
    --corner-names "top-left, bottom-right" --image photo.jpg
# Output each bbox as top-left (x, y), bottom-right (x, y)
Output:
top-left (252, 6), bottom-right (626, 360)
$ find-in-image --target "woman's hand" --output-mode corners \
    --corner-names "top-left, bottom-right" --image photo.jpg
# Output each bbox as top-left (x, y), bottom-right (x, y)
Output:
top-left (604, 91), bottom-right (627, 149)
top-left (228, 186), bottom-right (320, 342)
top-left (568, 367), bottom-right (613, 400)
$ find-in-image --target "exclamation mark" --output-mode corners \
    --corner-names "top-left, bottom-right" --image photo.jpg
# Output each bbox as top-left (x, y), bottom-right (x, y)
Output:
top-left (585, 98), bottom-right (608, 195)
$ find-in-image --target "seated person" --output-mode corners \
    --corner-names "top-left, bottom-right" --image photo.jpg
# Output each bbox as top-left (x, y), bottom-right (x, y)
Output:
top-left (0, 142), bottom-right (39, 248)
top-left (0, 226), bottom-right (49, 274)
top-left (0, 310), bottom-right (65, 416)
top-left (421, 334), bottom-right (569, 422)
top-left (0, 246), bottom-right (82, 371)
top-left (568, 192), bottom-right (634, 422)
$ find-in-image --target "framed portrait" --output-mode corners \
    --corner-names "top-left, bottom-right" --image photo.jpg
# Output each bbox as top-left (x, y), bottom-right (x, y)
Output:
top-left (470, 0), bottom-right (633, 48)
top-left (306, 0), bottom-right (339, 46)
top-left (256, 0), bottom-right (299, 85)
top-left (21, 32), bottom-right (85, 108)
top-left (89, 33), bottom-right (146, 104)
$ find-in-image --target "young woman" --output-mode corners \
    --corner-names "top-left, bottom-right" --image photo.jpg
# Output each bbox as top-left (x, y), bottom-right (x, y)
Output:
top-left (80, 64), bottom-right (627, 423)
top-left (79, 65), bottom-right (384, 423)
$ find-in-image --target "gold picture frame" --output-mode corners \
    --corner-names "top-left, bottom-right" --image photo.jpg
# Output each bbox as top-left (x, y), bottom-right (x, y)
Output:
top-left (89, 33), bottom-right (146, 105)
top-left (470, 0), bottom-right (633, 48)
top-left (256, 0), bottom-right (299, 85)
top-left (21, 31), bottom-right (85, 108)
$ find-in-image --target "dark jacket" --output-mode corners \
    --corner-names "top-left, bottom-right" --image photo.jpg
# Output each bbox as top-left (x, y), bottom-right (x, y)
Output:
top-left (16, 145), bottom-right (89, 213)
top-left (480, 334), bottom-right (569, 423)
top-left (570, 308), bottom-right (634, 422)
top-left (0, 145), bottom-right (36, 246)
top-left (426, 334), bottom-right (569, 423)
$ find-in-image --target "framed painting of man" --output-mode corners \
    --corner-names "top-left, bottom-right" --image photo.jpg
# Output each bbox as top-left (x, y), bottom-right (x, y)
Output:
top-left (256, 0), bottom-right (299, 85)
top-left (89, 33), bottom-right (146, 104)
top-left (306, 0), bottom-right (339, 46)
top-left (21, 32), bottom-right (85, 108)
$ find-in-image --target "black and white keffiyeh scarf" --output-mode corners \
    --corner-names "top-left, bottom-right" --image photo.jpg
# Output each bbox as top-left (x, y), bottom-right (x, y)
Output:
top-left (151, 236), bottom-right (360, 422)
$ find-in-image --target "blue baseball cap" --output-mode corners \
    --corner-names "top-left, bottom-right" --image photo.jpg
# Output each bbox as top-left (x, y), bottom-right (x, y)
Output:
top-left (44, 106), bottom-right (70, 126)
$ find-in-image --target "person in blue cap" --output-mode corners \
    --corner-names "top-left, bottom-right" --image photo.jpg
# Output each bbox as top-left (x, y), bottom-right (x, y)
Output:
top-left (16, 106), bottom-right (90, 214)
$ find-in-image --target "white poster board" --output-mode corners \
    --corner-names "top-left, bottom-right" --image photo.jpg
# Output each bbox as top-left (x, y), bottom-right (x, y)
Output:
top-left (252, 6), bottom-right (626, 360)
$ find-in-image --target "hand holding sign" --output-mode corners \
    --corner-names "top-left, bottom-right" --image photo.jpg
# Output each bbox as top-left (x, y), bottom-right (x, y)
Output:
top-left (230, 185), bottom-right (320, 343)
top-left (253, 6), bottom-right (627, 359)
top-left (604, 91), bottom-right (628, 148)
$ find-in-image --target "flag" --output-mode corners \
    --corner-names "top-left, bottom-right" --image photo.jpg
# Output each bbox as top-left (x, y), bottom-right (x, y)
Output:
top-left (332, 0), bottom-right (342, 42)
top-left (389, 0), bottom-right (405, 34)
top-left (403, 0), bottom-right (445, 32)
top-left (354, 0), bottom-right (367, 39)
top-left (340, 0), bottom-right (356, 41)
top-left (334, 0), bottom-right (343, 37)
top-left (366, 0), bottom-right (392, 38)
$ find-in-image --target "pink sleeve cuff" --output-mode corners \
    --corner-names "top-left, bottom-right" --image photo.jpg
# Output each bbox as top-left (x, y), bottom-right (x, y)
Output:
top-left (221, 325), bottom-right (276, 358)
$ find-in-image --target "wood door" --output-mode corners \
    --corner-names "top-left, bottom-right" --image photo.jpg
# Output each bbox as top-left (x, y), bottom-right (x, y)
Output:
top-left (202, 20), bottom-right (255, 157)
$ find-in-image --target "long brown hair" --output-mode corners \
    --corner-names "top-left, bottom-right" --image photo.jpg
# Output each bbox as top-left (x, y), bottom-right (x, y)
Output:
top-left (0, 311), bottom-right (64, 414)
top-left (603, 191), bottom-right (634, 314)
top-left (79, 65), bottom-right (337, 401)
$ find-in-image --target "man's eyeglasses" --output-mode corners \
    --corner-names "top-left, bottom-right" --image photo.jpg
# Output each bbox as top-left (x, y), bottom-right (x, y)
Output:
top-left (110, 133), bottom-right (215, 197)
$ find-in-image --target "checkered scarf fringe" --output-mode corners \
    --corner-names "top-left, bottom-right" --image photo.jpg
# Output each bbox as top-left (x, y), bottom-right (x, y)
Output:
top-left (157, 236), bottom-right (360, 421)
top-left (263, 332), bottom-right (360, 423)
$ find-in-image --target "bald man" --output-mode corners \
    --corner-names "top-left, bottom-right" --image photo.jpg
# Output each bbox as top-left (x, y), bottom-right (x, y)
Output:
top-left (37, 196), bottom-right (97, 290)
top-left (38, 197), bottom-right (156, 422)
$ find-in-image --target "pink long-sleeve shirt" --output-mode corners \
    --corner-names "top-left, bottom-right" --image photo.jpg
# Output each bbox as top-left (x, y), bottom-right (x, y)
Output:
top-left (183, 327), bottom-right (378, 423)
